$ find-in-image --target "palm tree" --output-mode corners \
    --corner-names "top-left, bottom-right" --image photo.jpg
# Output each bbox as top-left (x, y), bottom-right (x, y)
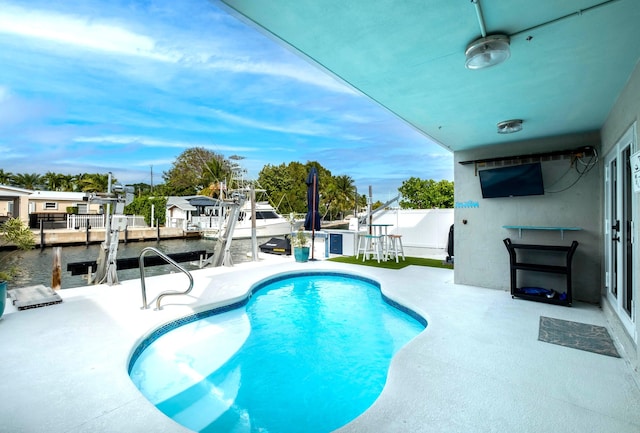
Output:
top-left (42, 171), bottom-right (66, 191)
top-left (59, 174), bottom-right (77, 192)
top-left (11, 173), bottom-right (43, 190)
top-left (77, 173), bottom-right (113, 192)
top-left (0, 169), bottom-right (13, 185)
top-left (71, 173), bottom-right (87, 192)
top-left (332, 175), bottom-right (357, 219)
top-left (200, 157), bottom-right (231, 198)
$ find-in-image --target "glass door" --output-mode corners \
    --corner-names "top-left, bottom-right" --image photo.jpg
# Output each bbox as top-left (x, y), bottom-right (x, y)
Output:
top-left (604, 126), bottom-right (636, 339)
top-left (606, 157), bottom-right (618, 299)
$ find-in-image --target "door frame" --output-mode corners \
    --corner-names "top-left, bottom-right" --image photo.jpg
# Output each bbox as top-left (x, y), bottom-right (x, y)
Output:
top-left (604, 123), bottom-right (637, 340)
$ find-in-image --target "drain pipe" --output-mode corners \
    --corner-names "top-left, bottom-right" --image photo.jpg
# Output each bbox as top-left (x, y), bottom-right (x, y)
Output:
top-left (471, 0), bottom-right (487, 37)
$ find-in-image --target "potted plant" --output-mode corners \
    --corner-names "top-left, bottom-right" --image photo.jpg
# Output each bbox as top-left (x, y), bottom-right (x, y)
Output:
top-left (0, 218), bottom-right (36, 318)
top-left (290, 228), bottom-right (310, 263)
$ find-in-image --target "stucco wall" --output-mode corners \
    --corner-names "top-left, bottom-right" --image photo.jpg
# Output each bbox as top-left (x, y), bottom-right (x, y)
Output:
top-left (0, 198), bottom-right (30, 223)
top-left (602, 62), bottom-right (640, 156)
top-left (31, 199), bottom-right (80, 213)
top-left (453, 132), bottom-right (602, 303)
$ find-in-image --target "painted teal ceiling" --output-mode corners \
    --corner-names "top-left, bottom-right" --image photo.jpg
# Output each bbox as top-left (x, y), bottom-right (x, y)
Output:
top-left (219, 0), bottom-right (640, 152)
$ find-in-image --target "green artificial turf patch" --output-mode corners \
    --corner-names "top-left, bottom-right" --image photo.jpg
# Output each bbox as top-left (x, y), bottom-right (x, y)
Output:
top-left (327, 255), bottom-right (453, 270)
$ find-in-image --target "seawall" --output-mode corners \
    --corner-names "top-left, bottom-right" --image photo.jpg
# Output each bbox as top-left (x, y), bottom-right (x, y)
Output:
top-left (9, 227), bottom-right (200, 249)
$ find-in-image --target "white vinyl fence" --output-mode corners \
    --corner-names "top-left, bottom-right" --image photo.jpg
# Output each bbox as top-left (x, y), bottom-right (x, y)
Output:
top-left (367, 208), bottom-right (454, 249)
top-left (66, 214), bottom-right (147, 230)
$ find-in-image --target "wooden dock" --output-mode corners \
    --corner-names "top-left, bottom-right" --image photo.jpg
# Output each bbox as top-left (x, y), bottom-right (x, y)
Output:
top-left (24, 227), bottom-right (202, 249)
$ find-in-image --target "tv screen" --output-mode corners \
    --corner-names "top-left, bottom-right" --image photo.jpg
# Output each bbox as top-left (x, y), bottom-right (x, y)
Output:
top-left (478, 162), bottom-right (544, 198)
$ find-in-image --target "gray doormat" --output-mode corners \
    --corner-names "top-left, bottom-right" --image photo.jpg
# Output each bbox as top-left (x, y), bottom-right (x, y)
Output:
top-left (538, 316), bottom-right (620, 358)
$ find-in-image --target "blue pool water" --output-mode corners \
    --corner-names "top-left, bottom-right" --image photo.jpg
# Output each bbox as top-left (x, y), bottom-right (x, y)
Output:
top-left (129, 272), bottom-right (426, 433)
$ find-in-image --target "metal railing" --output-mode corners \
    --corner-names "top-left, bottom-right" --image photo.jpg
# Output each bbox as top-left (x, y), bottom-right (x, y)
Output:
top-left (138, 247), bottom-right (194, 310)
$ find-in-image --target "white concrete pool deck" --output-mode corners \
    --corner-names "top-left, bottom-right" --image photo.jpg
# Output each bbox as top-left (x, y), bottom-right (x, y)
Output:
top-left (2, 253), bottom-right (640, 433)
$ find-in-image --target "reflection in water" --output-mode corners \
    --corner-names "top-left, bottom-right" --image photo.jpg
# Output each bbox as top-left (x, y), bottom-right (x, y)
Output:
top-left (0, 237), bottom-right (261, 290)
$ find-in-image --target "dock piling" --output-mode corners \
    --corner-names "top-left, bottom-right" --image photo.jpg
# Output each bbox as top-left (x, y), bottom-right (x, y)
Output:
top-left (51, 247), bottom-right (62, 290)
top-left (40, 220), bottom-right (45, 249)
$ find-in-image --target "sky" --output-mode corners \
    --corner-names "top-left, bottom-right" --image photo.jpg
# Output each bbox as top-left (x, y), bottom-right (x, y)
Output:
top-left (0, 0), bottom-right (453, 202)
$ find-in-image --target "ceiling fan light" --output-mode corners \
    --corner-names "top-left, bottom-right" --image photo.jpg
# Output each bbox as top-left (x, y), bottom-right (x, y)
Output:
top-left (497, 119), bottom-right (523, 134)
top-left (465, 34), bottom-right (511, 70)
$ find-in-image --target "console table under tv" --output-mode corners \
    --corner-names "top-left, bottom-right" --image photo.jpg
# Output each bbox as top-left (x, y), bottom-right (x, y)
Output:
top-left (502, 225), bottom-right (582, 240)
top-left (503, 238), bottom-right (579, 306)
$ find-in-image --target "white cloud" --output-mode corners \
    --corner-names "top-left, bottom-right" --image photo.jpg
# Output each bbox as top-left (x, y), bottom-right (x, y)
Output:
top-left (209, 109), bottom-right (334, 136)
top-left (74, 135), bottom-right (258, 153)
top-left (204, 59), bottom-right (354, 94)
top-left (0, 4), bottom-right (180, 62)
top-left (75, 135), bottom-right (180, 147)
top-left (0, 3), bottom-right (355, 95)
top-left (131, 158), bottom-right (176, 168)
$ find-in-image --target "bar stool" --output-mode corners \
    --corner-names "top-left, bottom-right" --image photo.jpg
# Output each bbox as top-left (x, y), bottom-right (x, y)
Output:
top-left (355, 232), bottom-right (367, 260)
top-left (356, 234), bottom-right (383, 263)
top-left (386, 234), bottom-right (405, 263)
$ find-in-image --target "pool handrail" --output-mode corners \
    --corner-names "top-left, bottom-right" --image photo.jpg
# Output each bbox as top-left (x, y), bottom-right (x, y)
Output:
top-left (138, 246), bottom-right (194, 310)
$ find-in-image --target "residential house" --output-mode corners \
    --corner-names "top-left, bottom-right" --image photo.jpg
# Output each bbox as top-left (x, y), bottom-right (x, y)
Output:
top-left (0, 184), bottom-right (31, 224)
top-left (166, 196), bottom-right (220, 230)
top-left (28, 190), bottom-right (99, 228)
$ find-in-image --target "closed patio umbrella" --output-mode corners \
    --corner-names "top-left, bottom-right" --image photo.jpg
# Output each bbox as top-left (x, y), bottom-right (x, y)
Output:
top-left (304, 166), bottom-right (321, 259)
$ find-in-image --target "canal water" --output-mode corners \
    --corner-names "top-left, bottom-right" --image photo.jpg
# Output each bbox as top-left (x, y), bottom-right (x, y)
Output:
top-left (0, 237), bottom-right (267, 290)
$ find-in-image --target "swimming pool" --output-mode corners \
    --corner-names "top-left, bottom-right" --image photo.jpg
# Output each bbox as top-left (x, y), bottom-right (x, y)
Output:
top-left (129, 271), bottom-right (426, 433)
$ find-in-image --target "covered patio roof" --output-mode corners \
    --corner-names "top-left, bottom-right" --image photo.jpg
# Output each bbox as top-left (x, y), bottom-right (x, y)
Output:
top-left (218, 0), bottom-right (640, 152)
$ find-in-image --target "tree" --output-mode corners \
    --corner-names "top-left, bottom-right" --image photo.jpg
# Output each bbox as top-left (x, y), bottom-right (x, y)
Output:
top-left (199, 157), bottom-right (231, 198)
top-left (58, 174), bottom-right (77, 192)
top-left (11, 172), bottom-right (43, 190)
top-left (163, 147), bottom-right (228, 196)
top-left (123, 195), bottom-right (167, 226)
top-left (398, 178), bottom-right (454, 209)
top-left (257, 161), bottom-right (334, 216)
top-left (325, 175), bottom-right (356, 220)
top-left (42, 171), bottom-right (67, 191)
top-left (0, 169), bottom-right (13, 185)
top-left (258, 162), bottom-right (306, 214)
top-left (0, 217), bottom-right (36, 282)
top-left (77, 173), bottom-right (114, 192)
top-left (129, 183), bottom-right (153, 196)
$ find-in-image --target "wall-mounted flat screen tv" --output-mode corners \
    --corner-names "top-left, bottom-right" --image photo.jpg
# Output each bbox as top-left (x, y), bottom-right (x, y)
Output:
top-left (478, 162), bottom-right (544, 198)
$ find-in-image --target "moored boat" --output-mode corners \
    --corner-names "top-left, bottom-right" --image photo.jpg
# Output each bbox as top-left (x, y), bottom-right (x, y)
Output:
top-left (202, 199), bottom-right (302, 239)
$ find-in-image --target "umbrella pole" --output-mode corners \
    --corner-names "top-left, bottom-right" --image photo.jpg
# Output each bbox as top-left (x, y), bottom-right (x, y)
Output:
top-left (311, 173), bottom-right (317, 260)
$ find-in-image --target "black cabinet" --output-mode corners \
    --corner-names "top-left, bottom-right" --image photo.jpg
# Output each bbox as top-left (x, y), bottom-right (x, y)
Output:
top-left (503, 238), bottom-right (579, 306)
